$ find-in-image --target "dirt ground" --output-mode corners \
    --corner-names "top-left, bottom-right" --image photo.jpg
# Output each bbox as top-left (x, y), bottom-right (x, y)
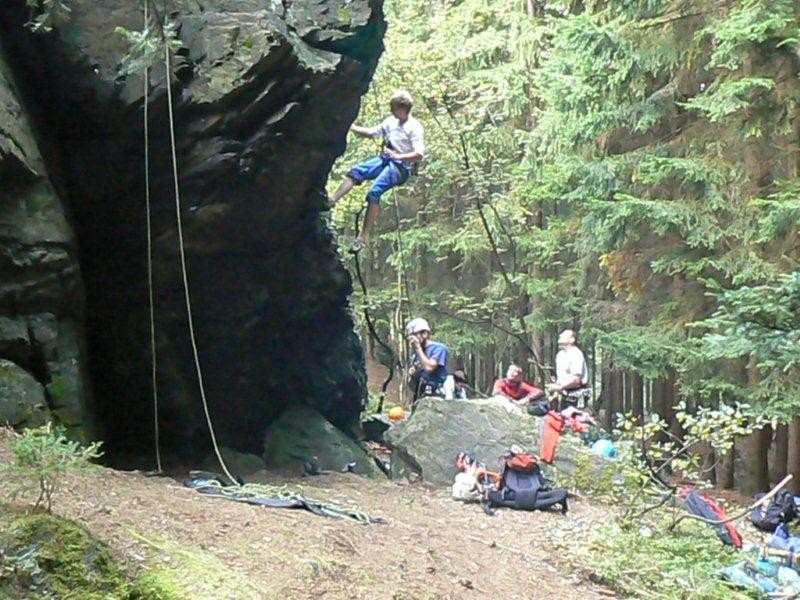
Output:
top-left (2, 452), bottom-right (617, 599)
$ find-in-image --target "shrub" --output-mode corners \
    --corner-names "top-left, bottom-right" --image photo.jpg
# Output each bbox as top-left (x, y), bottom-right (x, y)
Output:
top-left (2, 423), bottom-right (103, 512)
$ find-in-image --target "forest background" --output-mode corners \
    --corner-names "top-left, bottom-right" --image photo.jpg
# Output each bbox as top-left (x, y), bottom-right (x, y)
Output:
top-left (329, 0), bottom-right (800, 495)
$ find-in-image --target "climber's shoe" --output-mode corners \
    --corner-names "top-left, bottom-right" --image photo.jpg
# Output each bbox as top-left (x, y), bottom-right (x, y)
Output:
top-left (349, 238), bottom-right (365, 254)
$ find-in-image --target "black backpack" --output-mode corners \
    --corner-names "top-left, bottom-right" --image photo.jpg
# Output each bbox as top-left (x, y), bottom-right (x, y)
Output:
top-left (527, 399), bottom-right (550, 417)
top-left (485, 453), bottom-right (568, 514)
top-left (752, 490), bottom-right (797, 532)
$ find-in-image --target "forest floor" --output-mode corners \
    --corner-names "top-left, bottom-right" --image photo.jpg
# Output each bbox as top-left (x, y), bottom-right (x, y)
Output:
top-left (0, 440), bottom-right (619, 599)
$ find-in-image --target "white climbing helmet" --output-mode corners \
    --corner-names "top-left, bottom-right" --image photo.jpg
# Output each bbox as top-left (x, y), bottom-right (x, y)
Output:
top-left (406, 318), bottom-right (431, 335)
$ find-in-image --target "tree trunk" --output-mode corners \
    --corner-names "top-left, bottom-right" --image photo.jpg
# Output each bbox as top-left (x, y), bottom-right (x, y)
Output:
top-left (631, 372), bottom-right (644, 422)
top-left (656, 372), bottom-right (681, 441)
top-left (736, 426), bottom-right (771, 496)
top-left (652, 378), bottom-right (667, 421)
top-left (787, 415), bottom-right (800, 495)
top-left (603, 369), bottom-right (622, 432)
top-left (696, 442), bottom-right (716, 484)
top-left (771, 423), bottom-right (789, 485)
top-left (716, 445), bottom-right (735, 490)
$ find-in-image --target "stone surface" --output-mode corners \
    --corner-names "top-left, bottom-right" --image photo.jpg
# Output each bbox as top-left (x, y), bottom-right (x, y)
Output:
top-left (0, 44), bottom-right (96, 440)
top-left (0, 359), bottom-right (49, 428)
top-left (263, 404), bottom-right (380, 477)
top-left (0, 0), bottom-right (385, 459)
top-left (0, 317), bottom-right (30, 368)
top-left (203, 447), bottom-right (267, 477)
top-left (385, 397), bottom-right (602, 486)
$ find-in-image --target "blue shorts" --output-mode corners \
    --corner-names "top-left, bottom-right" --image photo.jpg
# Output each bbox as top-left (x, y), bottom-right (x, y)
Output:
top-left (347, 155), bottom-right (410, 204)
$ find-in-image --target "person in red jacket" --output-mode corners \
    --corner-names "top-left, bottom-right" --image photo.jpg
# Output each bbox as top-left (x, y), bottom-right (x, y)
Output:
top-left (491, 364), bottom-right (543, 406)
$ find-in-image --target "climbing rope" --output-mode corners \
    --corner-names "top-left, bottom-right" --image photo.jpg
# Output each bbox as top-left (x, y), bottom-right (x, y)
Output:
top-left (162, 42), bottom-right (237, 484)
top-left (143, 1), bottom-right (162, 475)
top-left (390, 188), bottom-right (410, 320)
top-left (351, 208), bottom-right (402, 414)
top-left (191, 479), bottom-right (384, 524)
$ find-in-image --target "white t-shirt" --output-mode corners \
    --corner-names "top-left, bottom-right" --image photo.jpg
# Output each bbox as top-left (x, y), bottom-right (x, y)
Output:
top-left (555, 346), bottom-right (588, 387)
top-left (368, 116), bottom-right (425, 162)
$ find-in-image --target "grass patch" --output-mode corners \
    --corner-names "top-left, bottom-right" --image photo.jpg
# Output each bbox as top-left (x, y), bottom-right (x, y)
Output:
top-left (587, 515), bottom-right (756, 599)
top-left (127, 531), bottom-right (275, 599)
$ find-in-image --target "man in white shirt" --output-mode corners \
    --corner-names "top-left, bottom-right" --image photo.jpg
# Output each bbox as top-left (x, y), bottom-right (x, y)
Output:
top-left (329, 90), bottom-right (425, 253)
top-left (547, 329), bottom-right (590, 408)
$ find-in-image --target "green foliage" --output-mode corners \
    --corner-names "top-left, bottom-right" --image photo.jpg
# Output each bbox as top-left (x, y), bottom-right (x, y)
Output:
top-left (589, 516), bottom-right (751, 599)
top-left (2, 424), bottom-right (103, 512)
top-left (612, 403), bottom-right (764, 523)
top-left (561, 451), bottom-right (621, 497)
top-left (336, 0), bottom-right (800, 413)
top-left (116, 19), bottom-right (184, 77)
top-left (693, 272), bottom-right (800, 414)
top-left (25, 0), bottom-right (71, 33)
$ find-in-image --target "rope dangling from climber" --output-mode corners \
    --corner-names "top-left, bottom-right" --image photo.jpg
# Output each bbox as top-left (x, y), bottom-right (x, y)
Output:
top-left (351, 207), bottom-right (402, 414)
top-left (328, 90), bottom-right (424, 254)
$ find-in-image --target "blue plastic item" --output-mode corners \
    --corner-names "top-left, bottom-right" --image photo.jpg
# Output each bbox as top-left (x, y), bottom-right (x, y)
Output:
top-left (718, 563), bottom-right (777, 593)
top-left (770, 523), bottom-right (800, 553)
top-left (591, 438), bottom-right (617, 458)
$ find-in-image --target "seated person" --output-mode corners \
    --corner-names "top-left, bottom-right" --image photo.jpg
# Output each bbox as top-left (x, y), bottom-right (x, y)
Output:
top-left (453, 370), bottom-right (469, 400)
top-left (492, 364), bottom-right (543, 405)
top-left (546, 329), bottom-right (591, 409)
top-left (406, 317), bottom-right (449, 403)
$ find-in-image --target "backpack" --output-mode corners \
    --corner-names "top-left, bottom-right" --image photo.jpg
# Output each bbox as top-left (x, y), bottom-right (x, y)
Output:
top-left (752, 490), bottom-right (798, 532)
top-left (680, 488), bottom-right (743, 548)
top-left (486, 452), bottom-right (568, 514)
top-left (527, 399), bottom-right (550, 417)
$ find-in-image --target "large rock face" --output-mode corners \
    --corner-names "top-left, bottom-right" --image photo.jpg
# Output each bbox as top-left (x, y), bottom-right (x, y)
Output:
top-left (386, 398), bottom-right (600, 486)
top-left (0, 50), bottom-right (96, 440)
top-left (0, 0), bottom-right (385, 460)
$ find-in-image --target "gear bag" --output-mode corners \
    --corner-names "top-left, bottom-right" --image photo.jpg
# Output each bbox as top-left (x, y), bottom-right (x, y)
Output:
top-left (486, 452), bottom-right (568, 513)
top-left (752, 490), bottom-right (798, 532)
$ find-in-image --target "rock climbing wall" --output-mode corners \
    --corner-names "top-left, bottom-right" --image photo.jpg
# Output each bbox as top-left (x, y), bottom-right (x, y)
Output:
top-left (0, 50), bottom-right (96, 440)
top-left (0, 0), bottom-right (385, 461)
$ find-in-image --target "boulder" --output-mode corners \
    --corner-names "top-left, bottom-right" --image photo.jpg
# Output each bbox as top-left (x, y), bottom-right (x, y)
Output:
top-left (263, 404), bottom-right (380, 477)
top-left (0, 359), bottom-right (49, 429)
top-left (385, 397), bottom-right (602, 486)
top-left (203, 447), bottom-right (267, 477)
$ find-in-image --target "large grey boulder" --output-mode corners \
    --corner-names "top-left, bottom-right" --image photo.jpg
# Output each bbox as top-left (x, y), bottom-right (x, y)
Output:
top-left (0, 359), bottom-right (49, 429)
top-left (263, 404), bottom-right (380, 478)
top-left (386, 397), bottom-right (601, 486)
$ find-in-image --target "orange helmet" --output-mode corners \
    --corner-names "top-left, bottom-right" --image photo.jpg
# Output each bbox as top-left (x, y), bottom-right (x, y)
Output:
top-left (388, 406), bottom-right (405, 421)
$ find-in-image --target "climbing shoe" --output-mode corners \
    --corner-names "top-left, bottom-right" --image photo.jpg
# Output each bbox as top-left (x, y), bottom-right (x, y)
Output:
top-left (348, 238), bottom-right (365, 254)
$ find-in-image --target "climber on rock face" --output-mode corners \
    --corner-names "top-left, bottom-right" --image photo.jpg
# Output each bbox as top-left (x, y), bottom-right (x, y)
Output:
top-left (328, 90), bottom-right (425, 254)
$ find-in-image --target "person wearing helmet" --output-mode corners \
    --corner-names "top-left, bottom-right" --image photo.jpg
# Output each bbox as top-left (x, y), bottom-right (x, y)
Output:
top-left (546, 329), bottom-right (590, 409)
top-left (328, 90), bottom-right (425, 254)
top-left (405, 318), bottom-right (449, 403)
